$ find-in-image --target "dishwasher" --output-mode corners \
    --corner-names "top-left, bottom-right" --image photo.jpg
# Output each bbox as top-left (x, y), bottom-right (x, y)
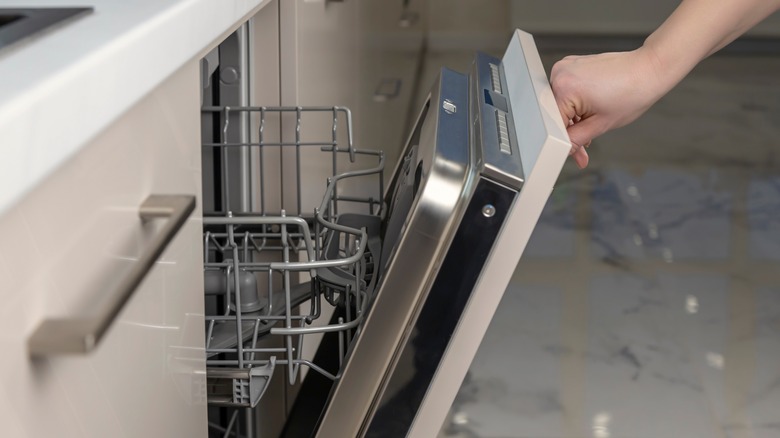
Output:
top-left (199, 28), bottom-right (570, 438)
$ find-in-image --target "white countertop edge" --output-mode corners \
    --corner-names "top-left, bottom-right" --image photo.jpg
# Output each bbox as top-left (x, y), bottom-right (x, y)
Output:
top-left (0, 0), bottom-right (270, 217)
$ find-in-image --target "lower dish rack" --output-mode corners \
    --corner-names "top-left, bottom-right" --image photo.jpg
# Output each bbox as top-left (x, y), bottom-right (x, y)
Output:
top-left (201, 105), bottom-right (385, 410)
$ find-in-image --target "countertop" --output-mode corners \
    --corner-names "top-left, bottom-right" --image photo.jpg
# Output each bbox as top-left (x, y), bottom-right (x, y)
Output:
top-left (0, 0), bottom-right (269, 217)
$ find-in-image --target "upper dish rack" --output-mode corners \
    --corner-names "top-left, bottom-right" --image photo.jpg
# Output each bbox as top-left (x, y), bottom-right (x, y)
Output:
top-left (200, 105), bottom-right (385, 408)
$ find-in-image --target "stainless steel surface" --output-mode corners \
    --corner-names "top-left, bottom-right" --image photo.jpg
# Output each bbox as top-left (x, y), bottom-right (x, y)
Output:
top-left (0, 8), bottom-right (92, 52)
top-left (316, 67), bottom-right (474, 438)
top-left (202, 25), bottom-right (256, 215)
top-left (237, 22), bottom-right (252, 213)
top-left (473, 52), bottom-right (524, 189)
top-left (27, 194), bottom-right (195, 356)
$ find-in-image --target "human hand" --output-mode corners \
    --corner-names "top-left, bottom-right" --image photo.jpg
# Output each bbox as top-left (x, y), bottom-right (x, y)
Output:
top-left (550, 48), bottom-right (669, 168)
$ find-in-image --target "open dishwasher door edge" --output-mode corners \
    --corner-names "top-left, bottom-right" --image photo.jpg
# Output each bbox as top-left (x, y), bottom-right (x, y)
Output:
top-left (406, 29), bottom-right (571, 437)
top-left (315, 29), bottom-right (571, 438)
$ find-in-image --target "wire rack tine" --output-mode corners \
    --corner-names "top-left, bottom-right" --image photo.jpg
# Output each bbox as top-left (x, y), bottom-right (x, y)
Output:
top-left (202, 105), bottom-right (384, 408)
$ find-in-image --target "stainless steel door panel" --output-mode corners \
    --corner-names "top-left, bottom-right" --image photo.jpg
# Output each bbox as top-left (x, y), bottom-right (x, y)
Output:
top-left (316, 67), bottom-right (473, 438)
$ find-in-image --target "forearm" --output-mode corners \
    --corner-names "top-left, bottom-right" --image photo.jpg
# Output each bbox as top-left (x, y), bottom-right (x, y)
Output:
top-left (551, 0), bottom-right (780, 169)
top-left (642, 0), bottom-right (780, 91)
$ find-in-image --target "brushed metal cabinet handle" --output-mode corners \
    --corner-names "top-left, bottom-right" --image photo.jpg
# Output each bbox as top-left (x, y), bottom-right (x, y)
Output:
top-left (28, 195), bottom-right (196, 356)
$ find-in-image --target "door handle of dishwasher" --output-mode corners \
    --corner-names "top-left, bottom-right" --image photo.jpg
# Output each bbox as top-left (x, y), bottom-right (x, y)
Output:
top-left (28, 194), bottom-right (196, 356)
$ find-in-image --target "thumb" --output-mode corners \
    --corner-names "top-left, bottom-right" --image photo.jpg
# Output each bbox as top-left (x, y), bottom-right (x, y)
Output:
top-left (566, 116), bottom-right (603, 152)
top-left (572, 145), bottom-right (589, 169)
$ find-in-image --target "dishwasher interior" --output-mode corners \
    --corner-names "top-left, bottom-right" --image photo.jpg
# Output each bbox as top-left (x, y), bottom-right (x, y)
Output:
top-left (200, 24), bottom-right (387, 437)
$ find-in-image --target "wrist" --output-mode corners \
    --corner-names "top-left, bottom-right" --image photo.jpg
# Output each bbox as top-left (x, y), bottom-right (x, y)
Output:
top-left (636, 38), bottom-right (691, 98)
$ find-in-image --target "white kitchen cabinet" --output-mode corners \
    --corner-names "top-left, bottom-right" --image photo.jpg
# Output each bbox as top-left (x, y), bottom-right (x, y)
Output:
top-left (354, 0), bottom-right (428, 175)
top-left (283, 0), bottom-right (426, 160)
top-left (0, 61), bottom-right (206, 437)
top-left (280, 0), bottom-right (359, 110)
top-left (275, 0), bottom-right (426, 213)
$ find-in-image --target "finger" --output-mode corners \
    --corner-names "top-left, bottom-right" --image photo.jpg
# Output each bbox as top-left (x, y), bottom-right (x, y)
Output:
top-left (557, 102), bottom-right (577, 128)
top-left (568, 141), bottom-right (587, 156)
top-left (572, 145), bottom-right (589, 169)
top-left (551, 67), bottom-right (583, 127)
top-left (566, 116), bottom-right (604, 154)
top-left (552, 82), bottom-right (579, 127)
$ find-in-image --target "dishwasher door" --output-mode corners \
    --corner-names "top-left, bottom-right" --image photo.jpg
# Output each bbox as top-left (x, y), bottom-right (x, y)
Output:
top-left (306, 29), bottom-right (571, 438)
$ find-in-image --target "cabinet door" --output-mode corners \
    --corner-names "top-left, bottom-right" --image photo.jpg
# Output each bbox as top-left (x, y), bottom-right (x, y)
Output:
top-left (0, 62), bottom-right (206, 437)
top-left (278, 0), bottom-right (427, 213)
top-left (354, 0), bottom-right (427, 180)
top-left (280, 0), bottom-right (359, 109)
top-left (279, 0), bottom-right (360, 214)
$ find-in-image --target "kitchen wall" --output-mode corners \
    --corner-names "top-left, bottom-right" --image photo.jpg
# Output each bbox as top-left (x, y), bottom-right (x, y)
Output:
top-left (425, 0), bottom-right (512, 51)
top-left (423, 0), bottom-right (780, 52)
top-left (510, 0), bottom-right (780, 37)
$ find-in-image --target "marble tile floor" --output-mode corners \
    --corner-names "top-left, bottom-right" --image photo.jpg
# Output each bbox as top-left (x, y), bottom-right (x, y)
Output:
top-left (433, 52), bottom-right (780, 437)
